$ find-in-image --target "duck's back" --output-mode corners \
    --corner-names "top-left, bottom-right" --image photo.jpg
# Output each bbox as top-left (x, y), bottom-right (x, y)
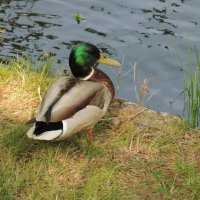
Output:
top-left (36, 76), bottom-right (111, 123)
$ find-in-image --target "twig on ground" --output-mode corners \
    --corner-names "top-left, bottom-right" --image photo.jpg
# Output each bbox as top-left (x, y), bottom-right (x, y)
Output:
top-left (128, 107), bottom-right (149, 122)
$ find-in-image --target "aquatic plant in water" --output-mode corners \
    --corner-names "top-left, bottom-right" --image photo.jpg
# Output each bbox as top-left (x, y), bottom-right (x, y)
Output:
top-left (175, 42), bottom-right (200, 128)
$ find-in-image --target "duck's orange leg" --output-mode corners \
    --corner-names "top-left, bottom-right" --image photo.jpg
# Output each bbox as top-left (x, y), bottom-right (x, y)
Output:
top-left (87, 128), bottom-right (93, 144)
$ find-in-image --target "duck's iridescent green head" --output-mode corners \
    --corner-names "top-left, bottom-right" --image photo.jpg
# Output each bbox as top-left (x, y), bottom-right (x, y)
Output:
top-left (69, 42), bottom-right (121, 78)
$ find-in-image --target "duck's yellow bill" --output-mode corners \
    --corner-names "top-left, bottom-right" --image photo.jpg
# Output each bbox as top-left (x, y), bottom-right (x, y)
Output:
top-left (98, 53), bottom-right (121, 67)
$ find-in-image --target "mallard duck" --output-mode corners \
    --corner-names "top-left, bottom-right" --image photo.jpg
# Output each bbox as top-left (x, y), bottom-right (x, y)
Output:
top-left (26, 42), bottom-right (121, 142)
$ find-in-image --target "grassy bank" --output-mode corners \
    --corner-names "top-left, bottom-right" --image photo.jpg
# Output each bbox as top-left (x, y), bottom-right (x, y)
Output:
top-left (0, 60), bottom-right (199, 200)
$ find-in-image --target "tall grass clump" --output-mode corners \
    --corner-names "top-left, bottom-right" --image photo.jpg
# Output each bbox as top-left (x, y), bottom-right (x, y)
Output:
top-left (0, 54), bottom-right (57, 100)
top-left (175, 42), bottom-right (200, 128)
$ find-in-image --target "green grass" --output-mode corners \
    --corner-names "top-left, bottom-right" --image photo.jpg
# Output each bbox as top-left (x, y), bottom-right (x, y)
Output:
top-left (0, 59), bottom-right (199, 200)
top-left (0, 55), bottom-right (57, 100)
top-left (174, 41), bottom-right (200, 128)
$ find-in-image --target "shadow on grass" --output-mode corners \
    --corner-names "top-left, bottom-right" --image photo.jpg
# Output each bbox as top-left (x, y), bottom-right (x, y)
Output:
top-left (0, 112), bottom-right (114, 163)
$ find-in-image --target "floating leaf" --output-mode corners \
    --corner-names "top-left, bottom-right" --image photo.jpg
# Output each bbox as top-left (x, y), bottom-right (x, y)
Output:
top-left (74, 11), bottom-right (86, 24)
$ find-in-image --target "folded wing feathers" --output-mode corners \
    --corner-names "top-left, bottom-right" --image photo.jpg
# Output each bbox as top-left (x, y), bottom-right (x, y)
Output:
top-left (89, 88), bottom-right (105, 109)
top-left (36, 77), bottom-right (77, 122)
top-left (44, 77), bottom-right (77, 122)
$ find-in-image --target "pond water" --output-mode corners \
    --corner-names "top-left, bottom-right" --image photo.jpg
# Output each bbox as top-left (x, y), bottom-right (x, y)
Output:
top-left (1, 0), bottom-right (200, 115)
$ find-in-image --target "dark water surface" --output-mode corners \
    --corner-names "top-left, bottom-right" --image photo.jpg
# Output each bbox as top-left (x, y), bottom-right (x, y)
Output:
top-left (1, 0), bottom-right (200, 115)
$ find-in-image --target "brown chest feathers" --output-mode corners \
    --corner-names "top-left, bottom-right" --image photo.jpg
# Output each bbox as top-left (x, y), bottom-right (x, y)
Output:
top-left (88, 68), bottom-right (115, 99)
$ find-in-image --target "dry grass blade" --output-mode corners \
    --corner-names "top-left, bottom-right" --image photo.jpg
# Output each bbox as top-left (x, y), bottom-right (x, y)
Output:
top-left (139, 79), bottom-right (148, 106)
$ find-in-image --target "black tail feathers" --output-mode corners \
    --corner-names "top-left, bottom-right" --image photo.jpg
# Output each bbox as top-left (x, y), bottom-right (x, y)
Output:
top-left (34, 121), bottom-right (63, 136)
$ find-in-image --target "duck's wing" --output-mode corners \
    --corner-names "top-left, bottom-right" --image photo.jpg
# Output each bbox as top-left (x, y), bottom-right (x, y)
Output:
top-left (26, 77), bottom-right (76, 124)
top-left (35, 77), bottom-right (106, 122)
top-left (36, 76), bottom-right (77, 122)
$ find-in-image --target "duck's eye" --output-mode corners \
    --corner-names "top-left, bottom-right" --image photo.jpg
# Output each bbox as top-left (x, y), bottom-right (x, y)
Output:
top-left (87, 48), bottom-right (94, 53)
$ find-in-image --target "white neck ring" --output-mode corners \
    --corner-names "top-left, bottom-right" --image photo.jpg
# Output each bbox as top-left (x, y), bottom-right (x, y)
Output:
top-left (83, 67), bottom-right (94, 80)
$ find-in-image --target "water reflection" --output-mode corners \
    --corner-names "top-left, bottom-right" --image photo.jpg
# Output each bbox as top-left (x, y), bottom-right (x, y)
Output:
top-left (85, 28), bottom-right (106, 37)
top-left (0, 0), bottom-right (188, 59)
top-left (0, 0), bottom-right (62, 60)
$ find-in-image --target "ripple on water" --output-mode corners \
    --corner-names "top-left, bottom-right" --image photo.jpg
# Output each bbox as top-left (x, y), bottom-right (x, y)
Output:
top-left (0, 0), bottom-right (200, 115)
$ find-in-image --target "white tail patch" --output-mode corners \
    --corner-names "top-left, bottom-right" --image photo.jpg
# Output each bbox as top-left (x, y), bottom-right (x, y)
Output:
top-left (26, 125), bottom-right (36, 138)
top-left (26, 124), bottom-right (63, 141)
top-left (33, 130), bottom-right (62, 140)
